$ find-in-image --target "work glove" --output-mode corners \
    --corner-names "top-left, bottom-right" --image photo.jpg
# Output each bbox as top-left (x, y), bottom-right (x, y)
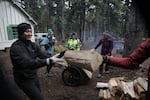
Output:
top-left (107, 52), bottom-right (111, 56)
top-left (46, 57), bottom-right (64, 65)
top-left (50, 57), bottom-right (64, 63)
top-left (46, 56), bottom-right (67, 68)
top-left (90, 48), bottom-right (95, 52)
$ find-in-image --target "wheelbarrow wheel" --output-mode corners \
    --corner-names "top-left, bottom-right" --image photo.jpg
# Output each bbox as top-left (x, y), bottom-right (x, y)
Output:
top-left (62, 66), bottom-right (90, 86)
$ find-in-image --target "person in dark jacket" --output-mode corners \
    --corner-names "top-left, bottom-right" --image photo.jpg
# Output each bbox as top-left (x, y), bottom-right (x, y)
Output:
top-left (99, 38), bottom-right (150, 100)
top-left (10, 23), bottom-right (53, 100)
top-left (92, 31), bottom-right (113, 77)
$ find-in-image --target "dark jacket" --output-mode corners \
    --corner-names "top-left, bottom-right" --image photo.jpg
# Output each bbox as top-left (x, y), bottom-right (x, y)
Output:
top-left (109, 39), bottom-right (150, 99)
top-left (10, 39), bottom-right (49, 79)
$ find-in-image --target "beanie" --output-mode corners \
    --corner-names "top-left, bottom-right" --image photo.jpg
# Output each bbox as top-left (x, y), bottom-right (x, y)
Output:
top-left (17, 23), bottom-right (31, 36)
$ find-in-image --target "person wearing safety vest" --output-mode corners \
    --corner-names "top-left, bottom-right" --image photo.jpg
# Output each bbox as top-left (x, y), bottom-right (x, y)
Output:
top-left (65, 32), bottom-right (81, 51)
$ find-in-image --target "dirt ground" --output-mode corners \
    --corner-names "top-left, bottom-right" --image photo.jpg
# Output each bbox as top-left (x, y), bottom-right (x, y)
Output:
top-left (0, 41), bottom-right (149, 100)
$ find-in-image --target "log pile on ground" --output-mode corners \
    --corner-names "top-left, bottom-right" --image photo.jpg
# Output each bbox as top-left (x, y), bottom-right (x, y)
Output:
top-left (96, 77), bottom-right (148, 100)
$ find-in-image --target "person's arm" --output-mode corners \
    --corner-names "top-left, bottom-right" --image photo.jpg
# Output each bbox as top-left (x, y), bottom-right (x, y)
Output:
top-left (95, 39), bottom-right (102, 49)
top-left (108, 39), bottom-right (150, 69)
top-left (108, 40), bottom-right (113, 54)
top-left (40, 37), bottom-right (48, 46)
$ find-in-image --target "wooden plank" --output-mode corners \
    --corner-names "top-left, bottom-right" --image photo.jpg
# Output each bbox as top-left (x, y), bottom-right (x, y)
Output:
top-left (96, 82), bottom-right (109, 89)
top-left (99, 89), bottom-right (104, 99)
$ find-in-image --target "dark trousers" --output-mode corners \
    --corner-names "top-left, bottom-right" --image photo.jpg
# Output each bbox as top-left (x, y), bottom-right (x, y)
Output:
top-left (99, 52), bottom-right (111, 74)
top-left (46, 60), bottom-right (53, 74)
top-left (14, 76), bottom-right (44, 100)
top-left (99, 62), bottom-right (109, 74)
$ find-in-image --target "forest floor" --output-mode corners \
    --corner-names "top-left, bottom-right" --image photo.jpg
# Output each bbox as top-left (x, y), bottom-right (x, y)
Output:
top-left (0, 39), bottom-right (149, 100)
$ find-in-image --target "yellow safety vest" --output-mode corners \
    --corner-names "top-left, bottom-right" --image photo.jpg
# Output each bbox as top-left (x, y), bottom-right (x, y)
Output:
top-left (66, 39), bottom-right (81, 51)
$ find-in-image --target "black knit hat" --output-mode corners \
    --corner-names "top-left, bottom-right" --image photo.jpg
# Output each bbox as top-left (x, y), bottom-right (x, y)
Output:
top-left (17, 23), bottom-right (31, 36)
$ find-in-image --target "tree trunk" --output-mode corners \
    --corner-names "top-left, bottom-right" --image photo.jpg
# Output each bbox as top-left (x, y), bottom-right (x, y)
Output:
top-left (123, 1), bottom-right (144, 56)
top-left (61, 0), bottom-right (65, 40)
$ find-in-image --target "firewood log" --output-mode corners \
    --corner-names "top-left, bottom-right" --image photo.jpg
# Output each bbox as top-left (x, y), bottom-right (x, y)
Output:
top-left (120, 81), bottom-right (138, 99)
top-left (134, 80), bottom-right (145, 95)
top-left (64, 50), bottom-right (103, 72)
top-left (99, 89), bottom-right (104, 99)
top-left (96, 82), bottom-right (109, 89)
top-left (136, 77), bottom-right (148, 91)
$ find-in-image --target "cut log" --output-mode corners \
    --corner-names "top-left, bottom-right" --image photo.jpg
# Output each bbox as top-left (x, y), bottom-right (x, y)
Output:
top-left (103, 90), bottom-right (107, 99)
top-left (106, 89), bottom-right (111, 99)
top-left (82, 68), bottom-right (93, 79)
top-left (99, 89), bottom-right (114, 100)
top-left (136, 77), bottom-right (148, 91)
top-left (96, 82), bottom-right (109, 89)
top-left (119, 94), bottom-right (125, 100)
top-left (134, 80), bottom-right (145, 95)
top-left (109, 79), bottom-right (118, 96)
top-left (64, 50), bottom-right (103, 72)
top-left (111, 77), bottom-right (128, 81)
top-left (103, 89), bottom-right (112, 100)
top-left (108, 78), bottom-right (122, 96)
top-left (99, 89), bottom-right (104, 99)
top-left (97, 77), bottom-right (147, 100)
top-left (120, 81), bottom-right (137, 99)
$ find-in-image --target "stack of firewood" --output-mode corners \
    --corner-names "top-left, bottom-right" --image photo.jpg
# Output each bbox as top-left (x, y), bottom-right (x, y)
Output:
top-left (96, 77), bottom-right (148, 100)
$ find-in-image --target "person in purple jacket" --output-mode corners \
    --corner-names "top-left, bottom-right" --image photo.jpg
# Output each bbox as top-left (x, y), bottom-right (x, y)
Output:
top-left (92, 31), bottom-right (113, 77)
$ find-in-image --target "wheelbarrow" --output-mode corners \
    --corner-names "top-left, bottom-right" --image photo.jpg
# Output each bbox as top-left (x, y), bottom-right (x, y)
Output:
top-left (52, 50), bottom-right (103, 86)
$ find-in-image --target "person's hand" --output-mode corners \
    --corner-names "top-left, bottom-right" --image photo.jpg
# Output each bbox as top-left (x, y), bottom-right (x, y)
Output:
top-left (90, 48), bottom-right (95, 52)
top-left (107, 52), bottom-right (111, 56)
top-left (50, 57), bottom-right (64, 63)
top-left (46, 57), bottom-right (64, 67)
top-left (102, 55), bottom-right (109, 63)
